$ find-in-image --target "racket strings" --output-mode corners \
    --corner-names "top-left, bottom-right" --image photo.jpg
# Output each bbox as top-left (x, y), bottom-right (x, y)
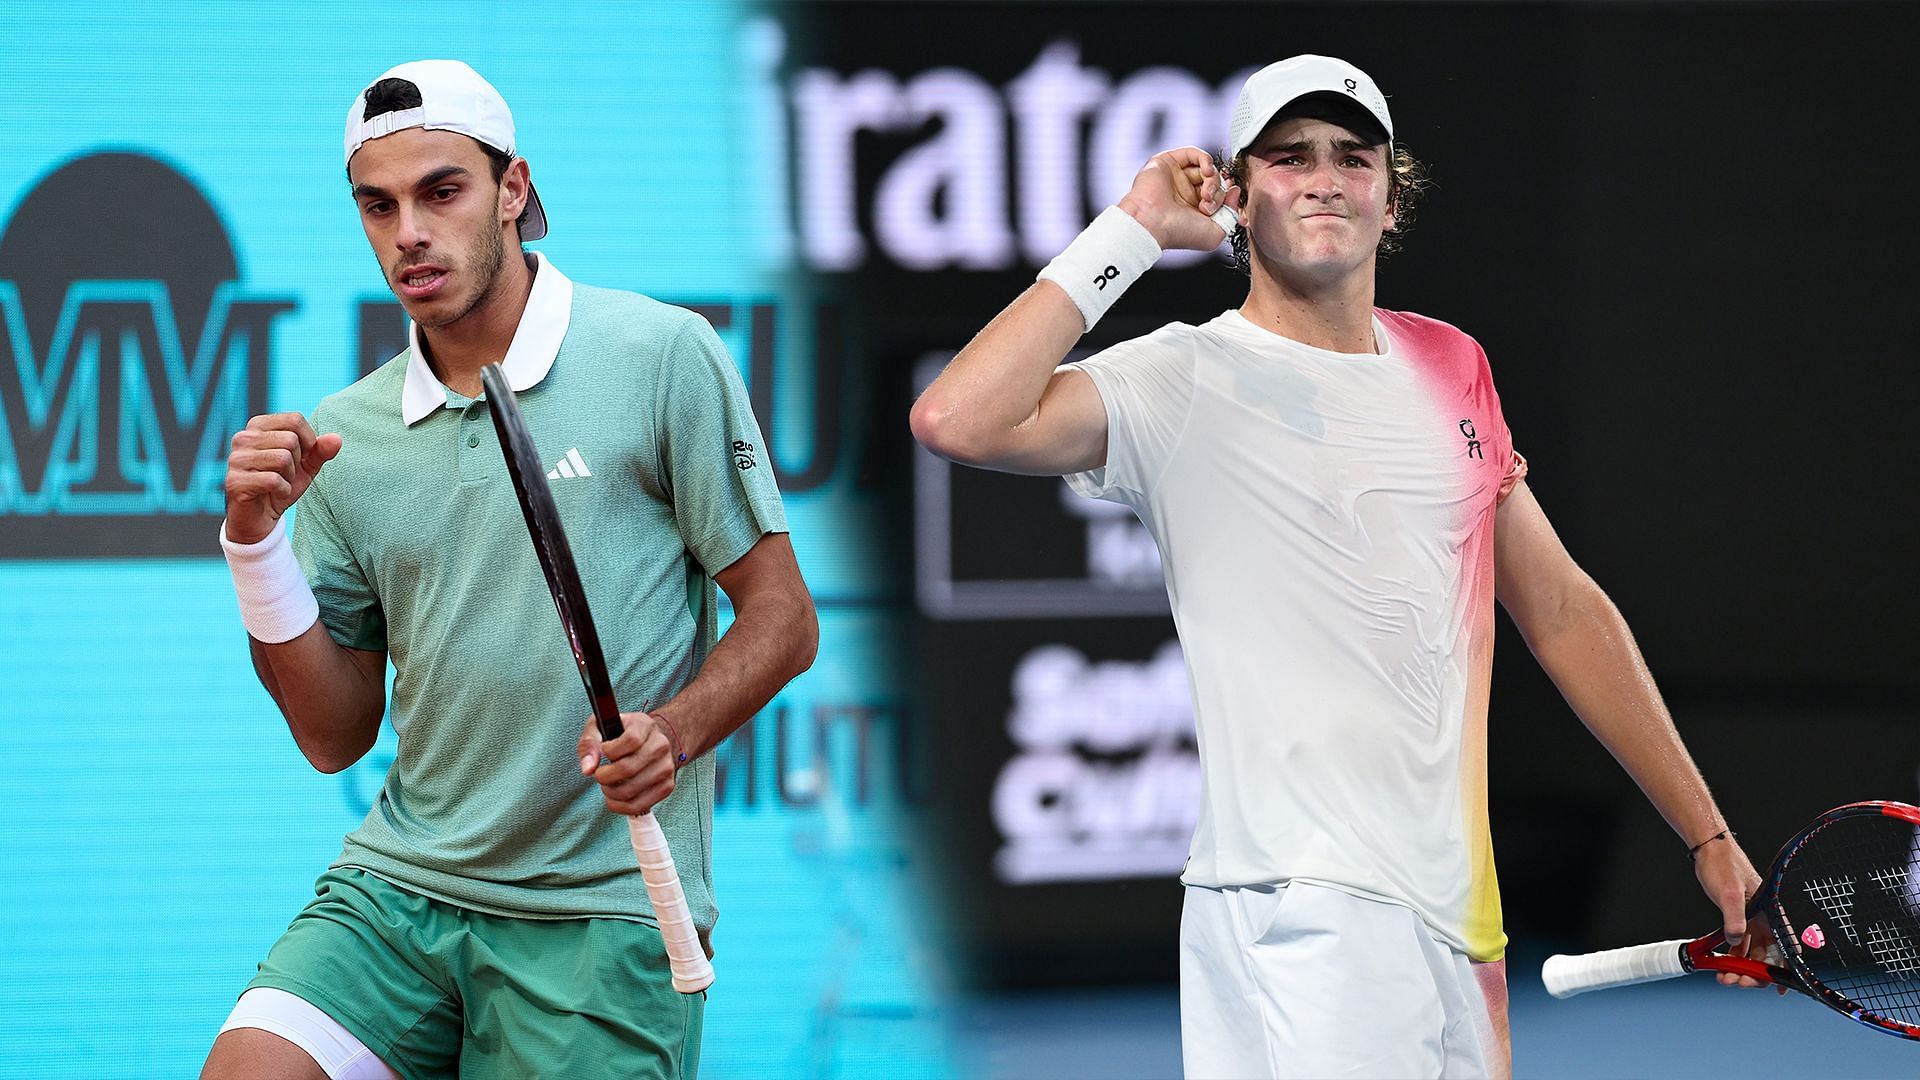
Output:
top-left (1778, 815), bottom-right (1920, 1026)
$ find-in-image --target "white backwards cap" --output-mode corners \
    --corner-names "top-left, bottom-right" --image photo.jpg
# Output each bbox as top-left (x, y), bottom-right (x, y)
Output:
top-left (344, 59), bottom-right (547, 242)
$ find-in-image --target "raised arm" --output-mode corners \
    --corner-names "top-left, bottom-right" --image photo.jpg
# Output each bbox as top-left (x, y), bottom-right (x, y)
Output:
top-left (224, 412), bottom-right (387, 774)
top-left (1495, 480), bottom-right (1766, 976)
top-left (909, 146), bottom-right (1234, 476)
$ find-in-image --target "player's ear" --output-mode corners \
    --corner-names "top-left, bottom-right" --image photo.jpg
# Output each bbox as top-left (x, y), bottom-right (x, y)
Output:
top-left (500, 157), bottom-right (532, 230)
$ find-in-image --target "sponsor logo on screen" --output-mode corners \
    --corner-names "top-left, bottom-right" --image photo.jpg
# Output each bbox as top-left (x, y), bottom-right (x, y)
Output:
top-left (993, 641), bottom-right (1198, 883)
top-left (747, 18), bottom-right (1252, 273)
top-left (0, 151), bottom-right (294, 556)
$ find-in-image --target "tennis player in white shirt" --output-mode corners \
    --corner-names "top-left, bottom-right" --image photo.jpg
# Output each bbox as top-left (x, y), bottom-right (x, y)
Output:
top-left (912, 54), bottom-right (1765, 1078)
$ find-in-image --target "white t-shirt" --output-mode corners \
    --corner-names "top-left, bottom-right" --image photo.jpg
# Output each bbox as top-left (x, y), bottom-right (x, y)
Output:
top-left (1065, 308), bottom-right (1525, 961)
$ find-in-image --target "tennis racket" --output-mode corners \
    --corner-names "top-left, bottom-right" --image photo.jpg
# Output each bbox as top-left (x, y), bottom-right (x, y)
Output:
top-left (1543, 800), bottom-right (1920, 1039)
top-left (480, 364), bottom-right (714, 995)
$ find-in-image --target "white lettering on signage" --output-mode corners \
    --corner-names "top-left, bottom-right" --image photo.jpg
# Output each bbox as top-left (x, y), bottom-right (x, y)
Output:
top-left (993, 642), bottom-right (1199, 883)
top-left (747, 19), bottom-right (1253, 272)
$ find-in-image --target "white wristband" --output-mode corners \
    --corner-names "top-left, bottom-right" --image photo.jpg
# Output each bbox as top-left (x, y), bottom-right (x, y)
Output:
top-left (1037, 206), bottom-right (1163, 332)
top-left (220, 516), bottom-right (320, 644)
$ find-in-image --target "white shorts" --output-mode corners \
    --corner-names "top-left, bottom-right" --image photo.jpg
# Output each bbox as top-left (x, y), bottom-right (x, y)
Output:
top-left (218, 987), bottom-right (399, 1080)
top-left (1179, 881), bottom-right (1509, 1079)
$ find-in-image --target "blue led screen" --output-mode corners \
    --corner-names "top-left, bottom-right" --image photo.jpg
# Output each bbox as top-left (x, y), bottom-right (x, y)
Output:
top-left (0, 5), bottom-right (950, 1076)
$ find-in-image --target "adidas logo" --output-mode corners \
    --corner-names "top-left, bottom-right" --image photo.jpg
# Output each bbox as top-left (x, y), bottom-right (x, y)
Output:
top-left (546, 447), bottom-right (593, 480)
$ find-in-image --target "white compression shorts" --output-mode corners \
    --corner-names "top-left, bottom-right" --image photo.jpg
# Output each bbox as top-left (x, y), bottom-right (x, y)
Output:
top-left (218, 987), bottom-right (400, 1080)
top-left (1180, 880), bottom-right (1510, 1079)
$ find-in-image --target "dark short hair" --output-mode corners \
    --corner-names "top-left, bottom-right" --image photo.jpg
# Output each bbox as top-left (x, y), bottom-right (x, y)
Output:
top-left (355, 77), bottom-right (524, 234)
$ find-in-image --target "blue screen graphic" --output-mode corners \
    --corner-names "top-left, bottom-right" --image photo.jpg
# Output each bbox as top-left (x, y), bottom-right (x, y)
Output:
top-left (0, 5), bottom-right (950, 1076)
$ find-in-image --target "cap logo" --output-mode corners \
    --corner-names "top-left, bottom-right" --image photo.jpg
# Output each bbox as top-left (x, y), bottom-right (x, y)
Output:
top-left (1344, 78), bottom-right (1358, 94)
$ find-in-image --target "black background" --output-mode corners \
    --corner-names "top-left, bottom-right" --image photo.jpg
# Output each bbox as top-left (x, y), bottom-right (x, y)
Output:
top-left (780, 1), bottom-right (1920, 988)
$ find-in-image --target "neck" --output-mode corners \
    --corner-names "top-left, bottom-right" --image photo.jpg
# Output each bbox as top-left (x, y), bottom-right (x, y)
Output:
top-left (420, 251), bottom-right (536, 397)
top-left (1238, 258), bottom-right (1380, 354)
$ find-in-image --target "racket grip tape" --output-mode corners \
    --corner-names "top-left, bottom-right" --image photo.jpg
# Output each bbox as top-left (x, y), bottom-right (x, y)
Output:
top-left (1542, 939), bottom-right (1691, 998)
top-left (628, 811), bottom-right (714, 994)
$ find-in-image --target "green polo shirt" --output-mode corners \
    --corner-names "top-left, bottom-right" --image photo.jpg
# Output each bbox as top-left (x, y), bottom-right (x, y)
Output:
top-left (290, 256), bottom-right (784, 942)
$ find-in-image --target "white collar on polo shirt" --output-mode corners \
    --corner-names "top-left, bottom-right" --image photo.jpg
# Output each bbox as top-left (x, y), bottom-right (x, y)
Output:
top-left (401, 251), bottom-right (574, 425)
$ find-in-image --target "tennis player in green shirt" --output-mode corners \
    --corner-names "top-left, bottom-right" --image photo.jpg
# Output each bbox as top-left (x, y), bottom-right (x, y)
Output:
top-left (203, 60), bottom-right (816, 1080)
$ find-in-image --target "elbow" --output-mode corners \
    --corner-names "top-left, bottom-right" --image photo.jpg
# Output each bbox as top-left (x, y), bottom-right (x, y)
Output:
top-left (791, 596), bottom-right (821, 680)
top-left (910, 392), bottom-right (991, 465)
top-left (1514, 569), bottom-right (1611, 650)
top-left (908, 393), bottom-right (957, 458)
top-left (284, 708), bottom-right (380, 775)
top-left (305, 753), bottom-right (357, 776)
top-left (300, 742), bottom-right (370, 775)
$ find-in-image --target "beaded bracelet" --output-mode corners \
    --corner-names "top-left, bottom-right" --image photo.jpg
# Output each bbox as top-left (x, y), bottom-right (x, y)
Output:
top-left (652, 712), bottom-right (689, 767)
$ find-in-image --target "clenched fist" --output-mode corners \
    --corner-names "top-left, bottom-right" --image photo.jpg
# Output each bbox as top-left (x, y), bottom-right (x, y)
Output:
top-left (224, 413), bottom-right (343, 544)
top-left (1116, 145), bottom-right (1238, 252)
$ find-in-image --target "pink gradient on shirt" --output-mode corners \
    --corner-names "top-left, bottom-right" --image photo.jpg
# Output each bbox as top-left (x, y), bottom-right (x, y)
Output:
top-left (1379, 308), bottom-right (1522, 959)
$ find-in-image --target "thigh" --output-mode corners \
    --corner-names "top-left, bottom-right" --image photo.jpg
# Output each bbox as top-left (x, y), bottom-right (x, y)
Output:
top-left (245, 869), bottom-right (463, 1080)
top-left (454, 914), bottom-right (703, 1080)
top-left (1449, 956), bottom-right (1508, 1080)
top-left (208, 988), bottom-right (396, 1080)
top-left (1185, 881), bottom-right (1458, 1079)
top-left (1181, 883), bottom-right (1283, 1079)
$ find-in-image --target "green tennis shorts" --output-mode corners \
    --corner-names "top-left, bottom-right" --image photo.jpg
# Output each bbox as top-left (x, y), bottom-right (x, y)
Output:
top-left (247, 867), bottom-right (703, 1080)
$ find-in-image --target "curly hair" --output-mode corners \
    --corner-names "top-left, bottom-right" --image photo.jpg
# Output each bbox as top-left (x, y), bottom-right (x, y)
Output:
top-left (1218, 142), bottom-right (1429, 274)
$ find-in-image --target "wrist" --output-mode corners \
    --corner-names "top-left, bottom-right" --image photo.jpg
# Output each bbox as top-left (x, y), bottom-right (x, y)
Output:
top-left (1687, 827), bottom-right (1735, 862)
top-left (1114, 195), bottom-right (1164, 245)
top-left (650, 711), bottom-right (689, 768)
top-left (223, 514), bottom-right (276, 547)
top-left (1036, 205), bottom-right (1164, 333)
top-left (220, 517), bottom-right (320, 644)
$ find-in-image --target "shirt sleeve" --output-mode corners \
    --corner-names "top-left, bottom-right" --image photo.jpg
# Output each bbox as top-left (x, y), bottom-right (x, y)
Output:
top-left (1060, 325), bottom-right (1197, 504)
top-left (655, 314), bottom-right (789, 577)
top-left (290, 460), bottom-right (386, 653)
top-left (1497, 449), bottom-right (1528, 506)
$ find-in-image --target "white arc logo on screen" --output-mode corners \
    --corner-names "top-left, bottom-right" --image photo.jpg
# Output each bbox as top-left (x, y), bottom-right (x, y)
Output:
top-left (546, 448), bottom-right (592, 480)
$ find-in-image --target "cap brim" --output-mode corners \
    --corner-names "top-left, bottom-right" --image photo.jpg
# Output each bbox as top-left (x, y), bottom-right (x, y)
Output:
top-left (1277, 90), bottom-right (1391, 146)
top-left (520, 183), bottom-right (548, 243)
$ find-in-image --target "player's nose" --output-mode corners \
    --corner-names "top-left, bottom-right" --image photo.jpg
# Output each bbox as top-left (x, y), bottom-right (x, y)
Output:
top-left (392, 204), bottom-right (430, 250)
top-left (1304, 165), bottom-right (1342, 199)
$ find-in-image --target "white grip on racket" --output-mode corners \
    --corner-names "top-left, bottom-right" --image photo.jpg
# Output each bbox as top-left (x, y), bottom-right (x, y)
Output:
top-left (1542, 939), bottom-right (1691, 998)
top-left (628, 811), bottom-right (714, 994)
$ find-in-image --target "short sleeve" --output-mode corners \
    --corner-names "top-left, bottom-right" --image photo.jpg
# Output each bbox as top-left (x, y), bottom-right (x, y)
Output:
top-left (1060, 326), bottom-right (1197, 503)
top-left (290, 469), bottom-right (386, 652)
top-left (656, 315), bottom-right (788, 576)
top-left (1496, 449), bottom-right (1528, 506)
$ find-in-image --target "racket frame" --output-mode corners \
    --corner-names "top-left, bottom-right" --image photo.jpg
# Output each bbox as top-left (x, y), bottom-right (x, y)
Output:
top-left (1724, 800), bottom-right (1920, 1038)
top-left (1550, 800), bottom-right (1920, 1040)
top-left (478, 363), bottom-right (715, 995)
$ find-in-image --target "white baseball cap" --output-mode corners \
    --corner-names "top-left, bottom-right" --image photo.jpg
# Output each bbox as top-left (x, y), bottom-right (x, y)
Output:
top-left (1226, 55), bottom-right (1394, 162)
top-left (344, 59), bottom-right (548, 242)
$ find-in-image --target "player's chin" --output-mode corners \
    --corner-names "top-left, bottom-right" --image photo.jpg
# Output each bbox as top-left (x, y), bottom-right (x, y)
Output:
top-left (397, 294), bottom-right (459, 330)
top-left (1282, 241), bottom-right (1371, 276)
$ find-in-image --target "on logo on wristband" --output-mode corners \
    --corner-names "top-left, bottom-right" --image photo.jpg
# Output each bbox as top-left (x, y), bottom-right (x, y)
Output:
top-left (1035, 206), bottom-right (1163, 332)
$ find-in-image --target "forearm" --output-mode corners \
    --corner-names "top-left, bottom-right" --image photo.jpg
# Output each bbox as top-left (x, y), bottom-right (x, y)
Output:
top-left (1523, 579), bottom-right (1728, 847)
top-left (248, 625), bottom-right (385, 773)
top-left (909, 281), bottom-right (1087, 466)
top-left (652, 589), bottom-right (818, 763)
